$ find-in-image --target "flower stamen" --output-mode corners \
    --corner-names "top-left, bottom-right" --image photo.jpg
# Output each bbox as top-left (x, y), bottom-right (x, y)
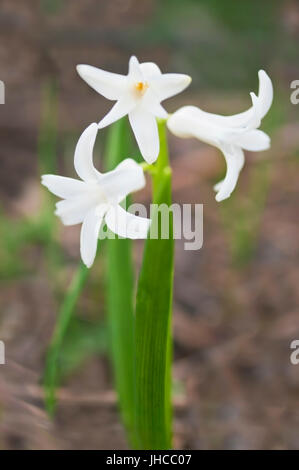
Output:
top-left (135, 81), bottom-right (149, 96)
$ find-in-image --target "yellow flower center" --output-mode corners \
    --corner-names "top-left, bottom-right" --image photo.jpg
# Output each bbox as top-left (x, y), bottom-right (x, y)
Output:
top-left (135, 81), bottom-right (149, 96)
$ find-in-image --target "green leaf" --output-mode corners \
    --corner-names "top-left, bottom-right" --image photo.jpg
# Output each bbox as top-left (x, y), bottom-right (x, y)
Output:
top-left (44, 262), bottom-right (89, 415)
top-left (135, 120), bottom-right (174, 449)
top-left (105, 119), bottom-right (136, 444)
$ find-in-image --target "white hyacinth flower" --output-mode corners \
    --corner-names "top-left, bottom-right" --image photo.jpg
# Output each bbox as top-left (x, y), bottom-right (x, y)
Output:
top-left (167, 70), bottom-right (273, 202)
top-left (76, 56), bottom-right (191, 164)
top-left (41, 123), bottom-right (150, 268)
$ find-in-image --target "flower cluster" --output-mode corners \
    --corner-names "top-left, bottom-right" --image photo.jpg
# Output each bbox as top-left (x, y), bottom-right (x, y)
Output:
top-left (42, 56), bottom-right (273, 267)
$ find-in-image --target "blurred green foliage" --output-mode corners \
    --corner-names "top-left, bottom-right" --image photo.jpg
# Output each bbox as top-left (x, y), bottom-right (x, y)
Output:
top-left (0, 81), bottom-right (61, 280)
top-left (57, 317), bottom-right (107, 380)
top-left (137, 0), bottom-right (292, 91)
top-left (40, 0), bottom-right (63, 15)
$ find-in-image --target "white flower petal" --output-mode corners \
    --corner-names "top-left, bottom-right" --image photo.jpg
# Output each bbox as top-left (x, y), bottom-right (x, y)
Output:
top-left (105, 204), bottom-right (151, 239)
top-left (76, 64), bottom-right (127, 100)
top-left (168, 106), bottom-right (234, 144)
top-left (128, 55), bottom-right (143, 82)
top-left (248, 92), bottom-right (262, 129)
top-left (98, 95), bottom-right (136, 129)
top-left (74, 123), bottom-right (100, 182)
top-left (167, 106), bottom-right (196, 138)
top-left (168, 102), bottom-right (265, 148)
top-left (141, 89), bottom-right (168, 118)
top-left (55, 194), bottom-right (95, 226)
top-left (257, 70), bottom-right (273, 119)
top-left (99, 158), bottom-right (146, 203)
top-left (129, 108), bottom-right (159, 164)
top-left (80, 205), bottom-right (108, 268)
top-left (41, 175), bottom-right (86, 199)
top-left (234, 129), bottom-right (270, 151)
top-left (153, 73), bottom-right (191, 101)
top-left (214, 144), bottom-right (245, 202)
top-left (213, 70), bottom-right (273, 127)
top-left (140, 62), bottom-right (162, 80)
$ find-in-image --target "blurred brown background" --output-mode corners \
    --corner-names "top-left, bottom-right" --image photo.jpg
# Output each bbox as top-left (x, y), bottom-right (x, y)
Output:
top-left (1, 0), bottom-right (299, 450)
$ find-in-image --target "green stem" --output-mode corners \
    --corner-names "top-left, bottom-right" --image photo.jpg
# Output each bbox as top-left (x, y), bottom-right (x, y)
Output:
top-left (135, 119), bottom-right (174, 449)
